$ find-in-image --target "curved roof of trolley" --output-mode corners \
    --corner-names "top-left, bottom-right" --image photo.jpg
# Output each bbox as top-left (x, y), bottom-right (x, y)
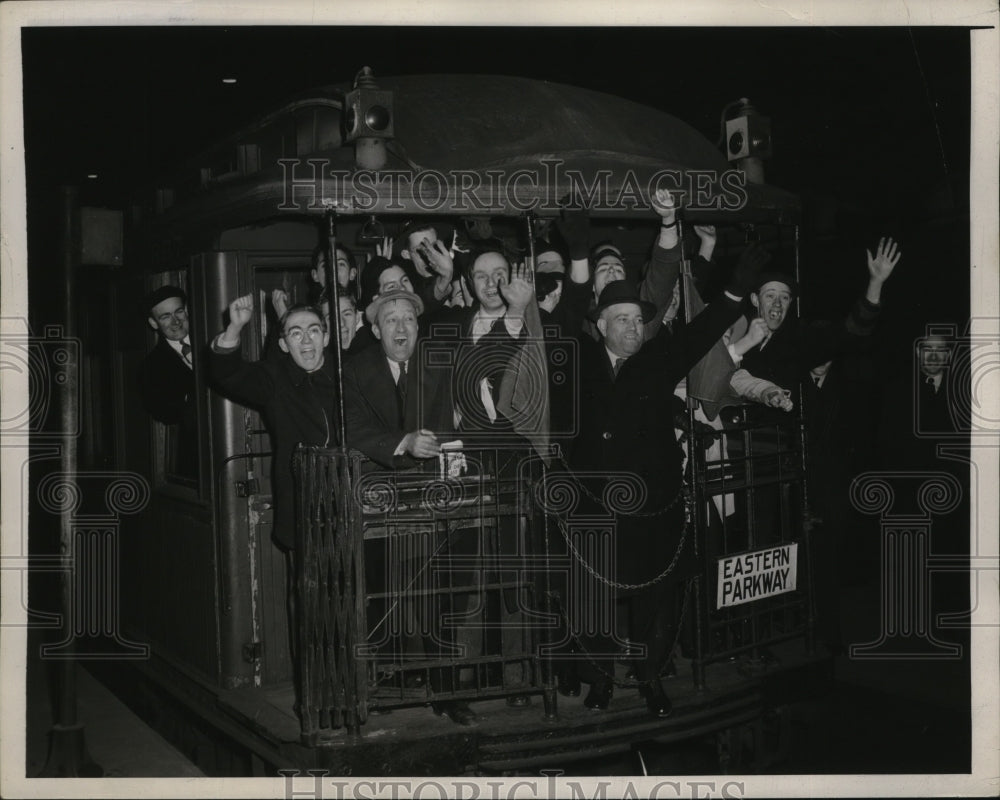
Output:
top-left (147, 73), bottom-right (799, 240)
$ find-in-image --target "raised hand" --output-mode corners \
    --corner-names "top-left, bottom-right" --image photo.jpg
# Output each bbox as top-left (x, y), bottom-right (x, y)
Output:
top-left (374, 235), bottom-right (394, 260)
top-left (499, 260), bottom-right (534, 313)
top-left (737, 318), bottom-right (770, 352)
top-left (271, 289), bottom-right (289, 320)
top-left (229, 294), bottom-right (254, 330)
top-left (425, 239), bottom-right (455, 281)
top-left (867, 237), bottom-right (901, 284)
top-left (652, 188), bottom-right (678, 222)
top-left (694, 224), bottom-right (717, 261)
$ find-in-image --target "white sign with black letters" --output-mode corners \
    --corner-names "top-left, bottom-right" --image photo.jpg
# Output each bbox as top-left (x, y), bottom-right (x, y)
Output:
top-left (716, 543), bottom-right (798, 608)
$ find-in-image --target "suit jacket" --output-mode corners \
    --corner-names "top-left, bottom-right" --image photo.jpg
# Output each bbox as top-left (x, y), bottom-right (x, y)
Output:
top-left (139, 337), bottom-right (198, 478)
top-left (427, 303), bottom-right (550, 459)
top-left (571, 293), bottom-right (744, 586)
top-left (139, 337), bottom-right (194, 424)
top-left (342, 340), bottom-right (456, 469)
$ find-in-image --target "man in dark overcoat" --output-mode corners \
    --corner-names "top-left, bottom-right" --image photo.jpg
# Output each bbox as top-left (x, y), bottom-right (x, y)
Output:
top-left (568, 252), bottom-right (764, 717)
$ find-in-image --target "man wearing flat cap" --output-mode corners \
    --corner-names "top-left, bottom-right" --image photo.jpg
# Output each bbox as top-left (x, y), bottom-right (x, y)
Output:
top-left (568, 256), bottom-right (762, 719)
top-left (343, 289), bottom-right (484, 726)
top-left (139, 285), bottom-right (198, 478)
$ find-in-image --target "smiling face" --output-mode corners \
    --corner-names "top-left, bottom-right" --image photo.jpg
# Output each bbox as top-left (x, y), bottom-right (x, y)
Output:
top-left (593, 254), bottom-right (626, 298)
top-left (597, 302), bottom-right (644, 358)
top-left (377, 265), bottom-right (415, 296)
top-left (751, 280), bottom-right (793, 332)
top-left (919, 335), bottom-right (952, 377)
top-left (470, 252), bottom-right (510, 313)
top-left (372, 298), bottom-right (419, 362)
top-left (312, 245), bottom-right (356, 290)
top-left (338, 296), bottom-right (358, 349)
top-left (148, 295), bottom-right (189, 342)
top-left (278, 309), bottom-right (329, 372)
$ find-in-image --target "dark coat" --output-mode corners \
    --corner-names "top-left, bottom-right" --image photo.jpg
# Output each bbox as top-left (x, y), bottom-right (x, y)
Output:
top-left (342, 340), bottom-right (456, 469)
top-left (139, 338), bottom-right (194, 425)
top-left (571, 294), bottom-right (744, 587)
top-left (208, 346), bottom-right (339, 550)
top-left (139, 337), bottom-right (198, 478)
top-left (740, 296), bottom-right (881, 415)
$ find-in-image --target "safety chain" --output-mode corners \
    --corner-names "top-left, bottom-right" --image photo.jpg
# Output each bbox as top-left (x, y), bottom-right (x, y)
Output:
top-left (551, 452), bottom-right (687, 519)
top-left (554, 579), bottom-right (693, 688)
top-left (552, 511), bottom-right (689, 591)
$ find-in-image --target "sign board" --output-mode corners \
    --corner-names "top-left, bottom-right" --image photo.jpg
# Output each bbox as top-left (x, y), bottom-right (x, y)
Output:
top-left (716, 543), bottom-right (798, 609)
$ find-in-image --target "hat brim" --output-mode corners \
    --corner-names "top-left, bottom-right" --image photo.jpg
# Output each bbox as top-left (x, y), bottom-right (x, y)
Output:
top-left (364, 290), bottom-right (425, 325)
top-left (588, 297), bottom-right (658, 324)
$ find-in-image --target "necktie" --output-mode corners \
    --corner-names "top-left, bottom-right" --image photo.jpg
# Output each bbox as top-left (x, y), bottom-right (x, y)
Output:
top-left (181, 341), bottom-right (193, 367)
top-left (613, 357), bottom-right (625, 378)
top-left (396, 361), bottom-right (408, 427)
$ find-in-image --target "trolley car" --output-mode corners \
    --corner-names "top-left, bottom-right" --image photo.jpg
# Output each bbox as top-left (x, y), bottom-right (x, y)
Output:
top-left (52, 71), bottom-right (829, 776)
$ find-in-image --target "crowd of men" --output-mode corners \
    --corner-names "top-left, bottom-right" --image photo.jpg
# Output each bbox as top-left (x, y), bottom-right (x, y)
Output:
top-left (140, 193), bottom-right (903, 726)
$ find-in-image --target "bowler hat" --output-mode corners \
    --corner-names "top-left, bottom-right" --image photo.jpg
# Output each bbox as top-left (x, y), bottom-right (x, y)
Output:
top-left (753, 271), bottom-right (798, 296)
top-left (589, 280), bottom-right (656, 323)
top-left (144, 285), bottom-right (187, 317)
top-left (365, 289), bottom-right (425, 325)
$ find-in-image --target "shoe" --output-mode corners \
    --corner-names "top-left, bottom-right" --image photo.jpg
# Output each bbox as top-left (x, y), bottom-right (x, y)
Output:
top-left (639, 680), bottom-right (673, 719)
top-left (583, 681), bottom-right (613, 711)
top-left (432, 700), bottom-right (477, 726)
top-left (557, 669), bottom-right (581, 697)
top-left (506, 694), bottom-right (531, 708)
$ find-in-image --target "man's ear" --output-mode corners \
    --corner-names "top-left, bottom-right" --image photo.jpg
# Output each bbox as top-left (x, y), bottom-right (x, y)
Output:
top-left (147, 316), bottom-right (158, 331)
top-left (322, 330), bottom-right (331, 349)
top-left (278, 337), bottom-right (289, 354)
top-left (596, 317), bottom-right (608, 338)
top-left (372, 323), bottom-right (382, 341)
top-left (750, 293), bottom-right (760, 310)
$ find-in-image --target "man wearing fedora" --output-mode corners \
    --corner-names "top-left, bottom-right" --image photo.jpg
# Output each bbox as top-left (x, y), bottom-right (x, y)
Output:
top-left (568, 248), bottom-right (765, 719)
top-left (139, 284), bottom-right (198, 479)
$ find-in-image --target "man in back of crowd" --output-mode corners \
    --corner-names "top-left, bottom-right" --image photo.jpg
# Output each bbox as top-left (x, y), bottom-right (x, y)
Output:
top-left (139, 284), bottom-right (198, 479)
top-left (398, 221), bottom-right (458, 309)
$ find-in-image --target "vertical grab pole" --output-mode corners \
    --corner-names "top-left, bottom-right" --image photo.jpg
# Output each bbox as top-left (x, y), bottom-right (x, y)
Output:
top-left (324, 210), bottom-right (348, 449)
top-left (792, 222), bottom-right (816, 653)
top-left (678, 219), bottom-right (707, 691)
top-left (524, 212), bottom-right (558, 719)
